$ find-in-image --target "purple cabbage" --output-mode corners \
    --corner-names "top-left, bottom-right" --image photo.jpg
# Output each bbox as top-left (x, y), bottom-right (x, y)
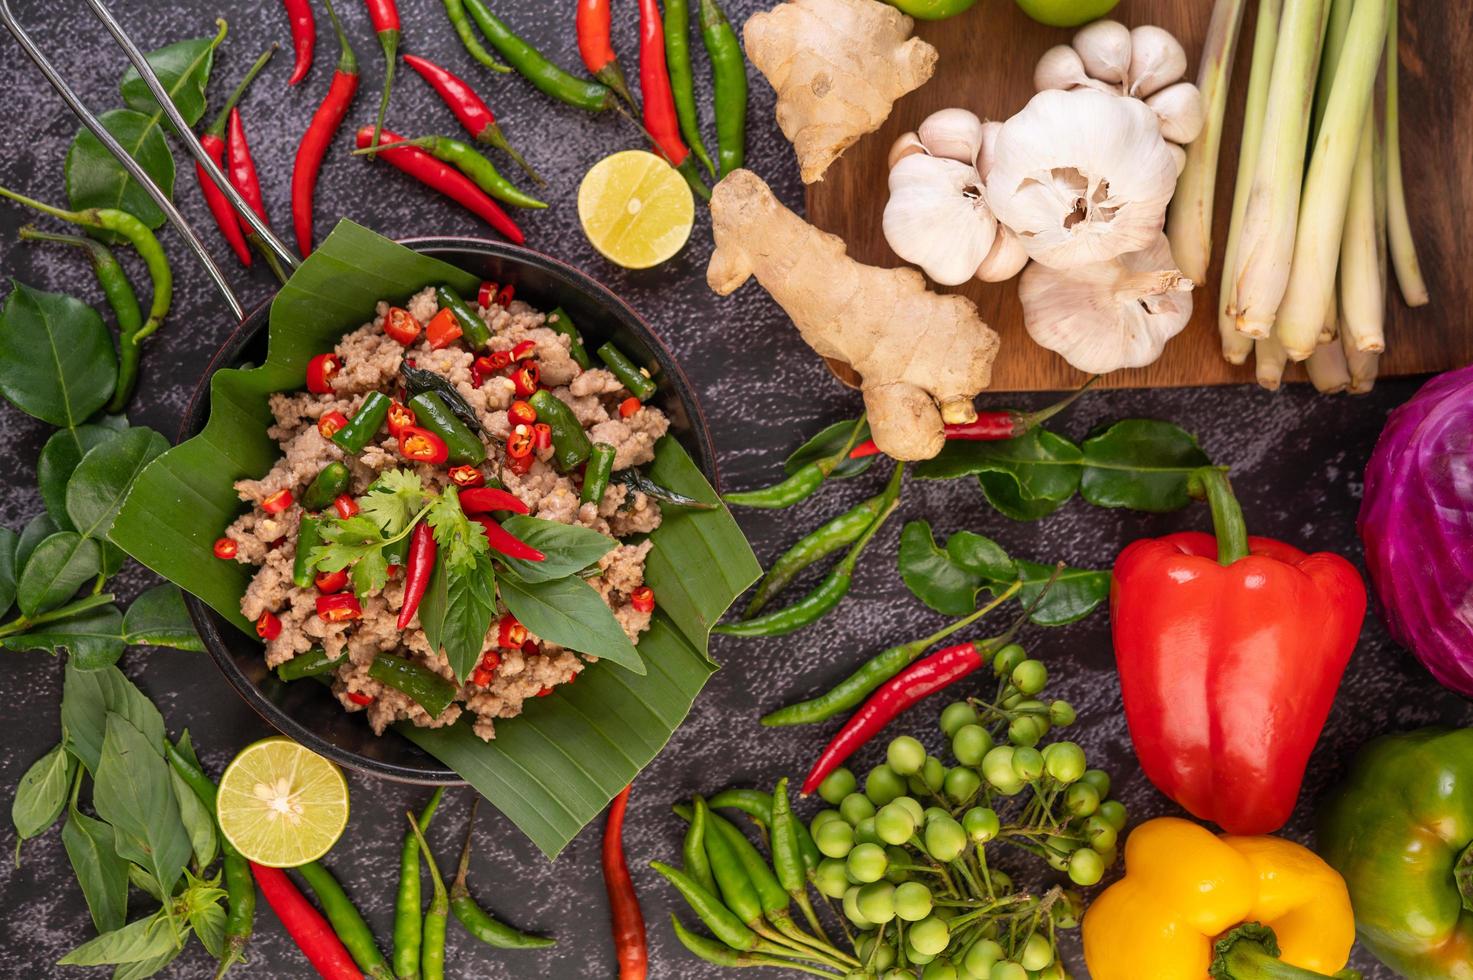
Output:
top-left (1359, 364), bottom-right (1473, 695)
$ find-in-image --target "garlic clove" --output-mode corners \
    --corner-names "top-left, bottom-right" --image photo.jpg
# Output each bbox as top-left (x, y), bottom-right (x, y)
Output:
top-left (889, 131), bottom-right (929, 170)
top-left (918, 108), bottom-right (987, 165)
top-left (1127, 25), bottom-right (1188, 98)
top-left (976, 121), bottom-right (1002, 180)
top-left (1146, 81), bottom-right (1205, 144)
top-left (1072, 19), bottom-right (1132, 84)
top-left (1035, 44), bottom-right (1092, 92)
top-left (1018, 234), bottom-right (1193, 373)
top-left (1168, 142), bottom-right (1187, 176)
top-left (884, 154), bottom-right (998, 286)
top-left (986, 88), bottom-right (1179, 270)
top-left (974, 224), bottom-right (1029, 282)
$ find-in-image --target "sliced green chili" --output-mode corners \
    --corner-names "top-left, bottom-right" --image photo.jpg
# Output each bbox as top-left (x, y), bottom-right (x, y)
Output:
top-left (408, 391), bottom-right (487, 465)
top-left (451, 801), bottom-right (556, 949)
top-left (368, 653), bottom-right (459, 717)
top-left (745, 494), bottom-right (886, 617)
top-left (293, 517), bottom-right (323, 589)
top-left (544, 307), bottom-right (591, 369)
top-left (393, 787), bottom-right (445, 980)
top-left (276, 647), bottom-right (346, 682)
top-left (664, 0), bottom-right (717, 177)
top-left (435, 285), bottom-right (492, 348)
top-left (302, 462), bottom-right (351, 512)
top-left (700, 0), bottom-right (748, 176)
top-left (333, 392), bottom-right (392, 453)
top-left (440, 0), bottom-right (511, 72)
top-left (461, 0), bottom-right (616, 112)
top-left (529, 390), bottom-right (592, 471)
top-left (581, 443), bottom-right (616, 506)
top-left (296, 861), bottom-right (394, 979)
top-left (596, 342), bottom-right (658, 400)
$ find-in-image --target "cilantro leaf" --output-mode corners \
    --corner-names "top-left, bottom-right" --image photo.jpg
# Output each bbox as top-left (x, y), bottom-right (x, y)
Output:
top-left (426, 486), bottom-right (488, 573)
top-left (360, 469), bottom-right (426, 536)
top-left (310, 515), bottom-right (389, 573)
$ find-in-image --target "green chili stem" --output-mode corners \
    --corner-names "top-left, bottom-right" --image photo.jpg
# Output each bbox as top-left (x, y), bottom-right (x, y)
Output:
top-left (441, 0), bottom-right (511, 73)
top-left (1192, 466), bottom-right (1249, 565)
top-left (206, 45), bottom-right (277, 138)
top-left (818, 414), bottom-right (870, 478)
top-left (0, 592), bottom-right (117, 638)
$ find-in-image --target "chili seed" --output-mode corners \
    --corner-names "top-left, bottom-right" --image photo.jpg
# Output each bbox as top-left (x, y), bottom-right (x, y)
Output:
top-left (508, 399), bottom-right (537, 426)
top-left (513, 363), bottom-right (540, 396)
top-left (449, 465), bottom-right (484, 487)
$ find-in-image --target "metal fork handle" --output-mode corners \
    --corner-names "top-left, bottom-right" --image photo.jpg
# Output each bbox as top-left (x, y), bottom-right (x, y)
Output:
top-left (0, 0), bottom-right (246, 320)
top-left (83, 0), bottom-right (300, 274)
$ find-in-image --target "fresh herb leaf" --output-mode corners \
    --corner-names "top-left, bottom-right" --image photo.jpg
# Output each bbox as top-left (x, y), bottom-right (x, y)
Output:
top-left (190, 900), bottom-right (226, 959)
top-left (112, 943), bottom-right (184, 980)
top-left (898, 521), bottom-right (1016, 616)
top-left (419, 551), bottom-right (497, 683)
top-left (57, 909), bottom-right (180, 967)
top-left (499, 575), bottom-right (645, 675)
top-left (784, 417), bottom-right (874, 480)
top-left (350, 547), bottom-right (390, 597)
top-left (16, 513), bottom-right (58, 572)
top-left (66, 426), bottom-right (170, 544)
top-left (169, 768), bottom-right (216, 869)
top-left (615, 469), bottom-right (717, 510)
top-left (128, 863), bottom-right (164, 900)
top-left (119, 28), bottom-right (221, 127)
top-left (39, 425), bottom-right (121, 532)
top-left (1078, 419), bottom-right (1213, 512)
top-left (360, 469), bottom-right (428, 535)
top-left (93, 712), bottom-right (191, 905)
top-left (4, 605), bottom-right (126, 669)
top-left (400, 362), bottom-right (485, 435)
top-left (64, 109), bottom-right (177, 233)
top-left (63, 800), bottom-right (130, 934)
top-left (914, 428), bottom-right (1083, 521)
top-left (0, 526), bottom-right (18, 619)
top-left (1009, 560), bottom-right (1111, 627)
top-left (61, 664), bottom-right (165, 773)
top-left (426, 486), bottom-right (489, 572)
top-left (0, 281), bottom-right (117, 427)
top-left (122, 583), bottom-right (203, 651)
top-left (16, 532), bottom-right (101, 617)
top-left (496, 516), bottom-right (614, 583)
top-left (11, 743), bottom-right (74, 850)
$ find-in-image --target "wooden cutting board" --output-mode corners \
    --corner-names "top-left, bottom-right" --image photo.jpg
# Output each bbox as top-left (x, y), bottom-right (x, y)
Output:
top-left (804, 0), bottom-right (1465, 391)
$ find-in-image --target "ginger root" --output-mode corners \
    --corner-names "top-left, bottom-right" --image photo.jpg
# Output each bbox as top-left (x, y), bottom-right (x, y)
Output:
top-left (744, 0), bottom-right (938, 184)
top-left (708, 170), bottom-right (999, 461)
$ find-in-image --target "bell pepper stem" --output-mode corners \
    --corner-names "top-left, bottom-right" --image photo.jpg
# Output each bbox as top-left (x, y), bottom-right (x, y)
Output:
top-left (1210, 923), bottom-right (1362, 980)
top-left (1191, 466), bottom-right (1250, 566)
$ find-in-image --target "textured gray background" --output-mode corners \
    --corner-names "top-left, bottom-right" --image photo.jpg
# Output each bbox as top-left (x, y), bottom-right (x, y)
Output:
top-left (0, 1), bottom-right (1463, 977)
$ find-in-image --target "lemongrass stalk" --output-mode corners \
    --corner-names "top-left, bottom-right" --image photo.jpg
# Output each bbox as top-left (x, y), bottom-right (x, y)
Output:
top-left (1218, 0), bottom-right (1283, 364)
top-left (1228, 0), bottom-right (1326, 339)
top-left (1310, 0), bottom-right (1353, 139)
top-left (1339, 109), bottom-right (1385, 352)
top-left (1271, 0), bottom-right (1388, 360)
top-left (1383, 0), bottom-right (1428, 305)
top-left (1166, 0), bottom-right (1247, 282)
top-left (1255, 334), bottom-right (1290, 390)
top-left (1305, 338), bottom-right (1351, 392)
top-left (1344, 339), bottom-right (1380, 392)
top-left (1321, 276), bottom-right (1339, 343)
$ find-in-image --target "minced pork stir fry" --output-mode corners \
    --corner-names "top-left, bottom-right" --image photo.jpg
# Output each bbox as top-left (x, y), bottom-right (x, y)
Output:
top-left (213, 283), bottom-right (674, 739)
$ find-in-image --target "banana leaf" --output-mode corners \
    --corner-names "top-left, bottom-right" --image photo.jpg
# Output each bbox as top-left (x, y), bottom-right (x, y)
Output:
top-left (110, 220), bottom-right (759, 857)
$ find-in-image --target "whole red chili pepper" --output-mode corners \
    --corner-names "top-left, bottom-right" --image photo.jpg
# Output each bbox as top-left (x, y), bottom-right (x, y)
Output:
top-left (293, 0), bottom-right (359, 255)
top-left (602, 785), bottom-right (648, 980)
top-left (636, 0), bottom-right (708, 201)
top-left (401, 54), bottom-right (541, 184)
top-left (396, 522), bottom-right (436, 629)
top-left (802, 640), bottom-right (985, 795)
top-left (226, 108), bottom-right (269, 223)
top-left (354, 125), bottom-right (524, 245)
top-left (362, 0), bottom-right (401, 153)
top-left (475, 517), bottom-right (545, 562)
top-left (196, 47), bottom-right (275, 266)
top-left (459, 487), bottom-right (530, 515)
top-left (1111, 468), bottom-right (1366, 835)
top-left (251, 863), bottom-right (364, 979)
top-left (576, 0), bottom-right (636, 110)
top-left (281, 0), bottom-right (316, 86)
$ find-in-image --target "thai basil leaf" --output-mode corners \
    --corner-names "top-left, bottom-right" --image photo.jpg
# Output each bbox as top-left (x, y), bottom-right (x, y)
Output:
top-left (16, 532), bottom-right (101, 617)
top-left (784, 417), bottom-right (873, 480)
top-left (170, 768), bottom-right (217, 869)
top-left (191, 901), bottom-right (226, 959)
top-left (499, 575), bottom-right (644, 674)
top-left (66, 427), bottom-right (170, 544)
top-left (62, 802), bottom-right (129, 934)
top-left (16, 512), bottom-right (59, 572)
top-left (913, 428), bottom-right (1083, 522)
top-left (419, 553), bottom-right (498, 683)
top-left (496, 516), bottom-right (614, 583)
top-left (3, 605), bottom-right (126, 669)
top-left (128, 864), bottom-right (164, 901)
top-left (0, 281), bottom-right (117, 427)
top-left (119, 28), bottom-right (221, 127)
top-left (1078, 419), bottom-right (1212, 512)
top-left (897, 521), bottom-right (1016, 617)
top-left (112, 944), bottom-right (184, 980)
top-left (122, 583), bottom-right (203, 652)
top-left (1008, 560), bottom-right (1111, 627)
top-left (11, 743), bottom-right (74, 847)
top-left (57, 909), bottom-right (178, 966)
top-left (0, 526), bottom-right (18, 619)
top-left (61, 663), bottom-right (165, 773)
top-left (92, 712), bottom-right (191, 903)
top-left (39, 425), bottom-right (122, 532)
top-left (64, 109), bottom-right (177, 232)
top-left (615, 469), bottom-right (717, 510)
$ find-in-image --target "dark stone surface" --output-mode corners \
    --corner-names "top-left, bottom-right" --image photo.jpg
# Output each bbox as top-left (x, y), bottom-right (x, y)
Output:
top-left (0, 1), bottom-right (1461, 977)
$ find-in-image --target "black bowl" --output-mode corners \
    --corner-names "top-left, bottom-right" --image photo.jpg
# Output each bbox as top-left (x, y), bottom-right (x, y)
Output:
top-left (182, 237), bottom-right (718, 784)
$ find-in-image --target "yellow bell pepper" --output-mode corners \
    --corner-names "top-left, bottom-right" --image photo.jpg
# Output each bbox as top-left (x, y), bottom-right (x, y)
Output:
top-left (1083, 817), bottom-right (1356, 980)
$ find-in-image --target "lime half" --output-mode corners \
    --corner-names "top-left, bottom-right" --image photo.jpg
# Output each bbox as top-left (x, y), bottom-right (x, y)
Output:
top-left (216, 737), bottom-right (349, 867)
top-left (578, 150), bottom-right (694, 269)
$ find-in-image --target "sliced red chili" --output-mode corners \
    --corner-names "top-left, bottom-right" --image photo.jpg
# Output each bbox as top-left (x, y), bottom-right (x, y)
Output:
top-left (508, 399), bottom-right (537, 426)
top-left (498, 614), bottom-right (528, 649)
top-left (482, 351), bottom-right (513, 374)
top-left (630, 586), bottom-right (655, 614)
top-left (315, 569), bottom-right (349, 593)
top-left (477, 517), bottom-right (547, 562)
top-left (384, 306), bottom-right (422, 345)
top-left (426, 307), bottom-right (463, 349)
top-left (471, 668), bottom-right (493, 687)
top-left (317, 593), bottom-right (363, 622)
top-left (521, 639), bottom-right (540, 657)
top-left (213, 537), bottom-right (238, 560)
top-left (398, 426), bottom-right (449, 464)
top-left (533, 423), bottom-right (552, 452)
top-left (513, 363), bottom-right (540, 397)
top-left (449, 465), bottom-right (485, 488)
top-left (306, 353), bottom-right (341, 394)
top-left (511, 340), bottom-right (537, 361)
top-left (619, 396), bottom-right (641, 419)
top-left (346, 691), bottom-right (374, 706)
top-left (387, 400), bottom-right (417, 438)
top-left (506, 424), bottom-right (534, 460)
top-left (333, 494), bottom-right (360, 519)
top-left (506, 451), bottom-right (534, 476)
top-left (478, 281), bottom-right (499, 308)
top-left (256, 610), bottom-right (282, 641)
top-left (262, 489), bottom-right (295, 514)
top-left (460, 487), bottom-right (530, 515)
top-left (536, 686), bottom-right (554, 697)
top-left (496, 285), bottom-right (515, 308)
top-left (318, 410), bottom-right (349, 439)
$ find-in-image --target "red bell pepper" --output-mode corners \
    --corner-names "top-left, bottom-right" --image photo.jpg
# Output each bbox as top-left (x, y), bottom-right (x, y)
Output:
top-left (1110, 468), bottom-right (1366, 835)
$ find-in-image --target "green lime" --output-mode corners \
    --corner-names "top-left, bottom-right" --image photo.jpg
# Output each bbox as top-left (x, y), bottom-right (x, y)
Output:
top-left (886, 0), bottom-right (979, 18)
top-left (1013, 0), bottom-right (1120, 27)
top-left (216, 737), bottom-right (349, 867)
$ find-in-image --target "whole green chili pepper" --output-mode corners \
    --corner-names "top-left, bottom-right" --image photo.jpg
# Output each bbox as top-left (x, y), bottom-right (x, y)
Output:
top-left (393, 787), bottom-right (445, 980)
top-left (406, 812), bottom-right (449, 980)
top-left (529, 390), bottom-right (593, 471)
top-left (294, 517), bottom-right (323, 589)
top-left (745, 494), bottom-right (886, 617)
top-left (581, 443), bottom-right (617, 506)
top-left (705, 810), bottom-right (792, 922)
top-left (700, 808), bottom-right (766, 926)
top-left (699, 0), bottom-right (747, 176)
top-left (368, 654), bottom-right (459, 718)
top-left (545, 307), bottom-right (591, 370)
top-left (0, 187), bottom-right (172, 414)
top-left (355, 136), bottom-right (547, 209)
top-left (276, 648), bottom-right (346, 682)
top-left (303, 462), bottom-right (352, 512)
top-left (697, 792), bottom-right (820, 873)
top-left (450, 801), bottom-right (556, 949)
top-left (723, 415), bottom-right (868, 509)
top-left (770, 778), bottom-right (829, 943)
top-left (407, 391), bottom-right (487, 465)
top-left (595, 342), bottom-right (658, 401)
top-left (19, 226), bottom-right (143, 354)
top-left (434, 285), bottom-right (492, 348)
top-left (297, 861), bottom-right (394, 979)
top-left (650, 861), bottom-right (761, 952)
top-left (685, 797), bottom-right (720, 897)
top-left (440, 0), bottom-right (511, 73)
top-left (669, 914), bottom-right (837, 977)
top-left (717, 468), bottom-right (902, 637)
top-left (663, 0), bottom-right (716, 177)
top-left (333, 392), bottom-right (392, 453)
top-left (461, 0), bottom-right (617, 112)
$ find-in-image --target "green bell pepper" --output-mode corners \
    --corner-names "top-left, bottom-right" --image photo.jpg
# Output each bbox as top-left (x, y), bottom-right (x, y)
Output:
top-left (1318, 727), bottom-right (1473, 980)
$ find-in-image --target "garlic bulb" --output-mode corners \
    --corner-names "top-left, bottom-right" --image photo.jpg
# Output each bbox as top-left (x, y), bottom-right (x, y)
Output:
top-left (1145, 81), bottom-right (1205, 144)
top-left (1127, 25), bottom-right (1188, 99)
top-left (975, 224), bottom-right (1029, 282)
top-left (1072, 19), bottom-right (1132, 84)
top-left (975, 121), bottom-right (1002, 181)
top-left (1018, 234), bottom-right (1193, 373)
top-left (888, 132), bottom-right (928, 169)
top-left (917, 108), bottom-right (987, 166)
top-left (884, 153), bottom-right (997, 286)
top-left (986, 88), bottom-right (1179, 269)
